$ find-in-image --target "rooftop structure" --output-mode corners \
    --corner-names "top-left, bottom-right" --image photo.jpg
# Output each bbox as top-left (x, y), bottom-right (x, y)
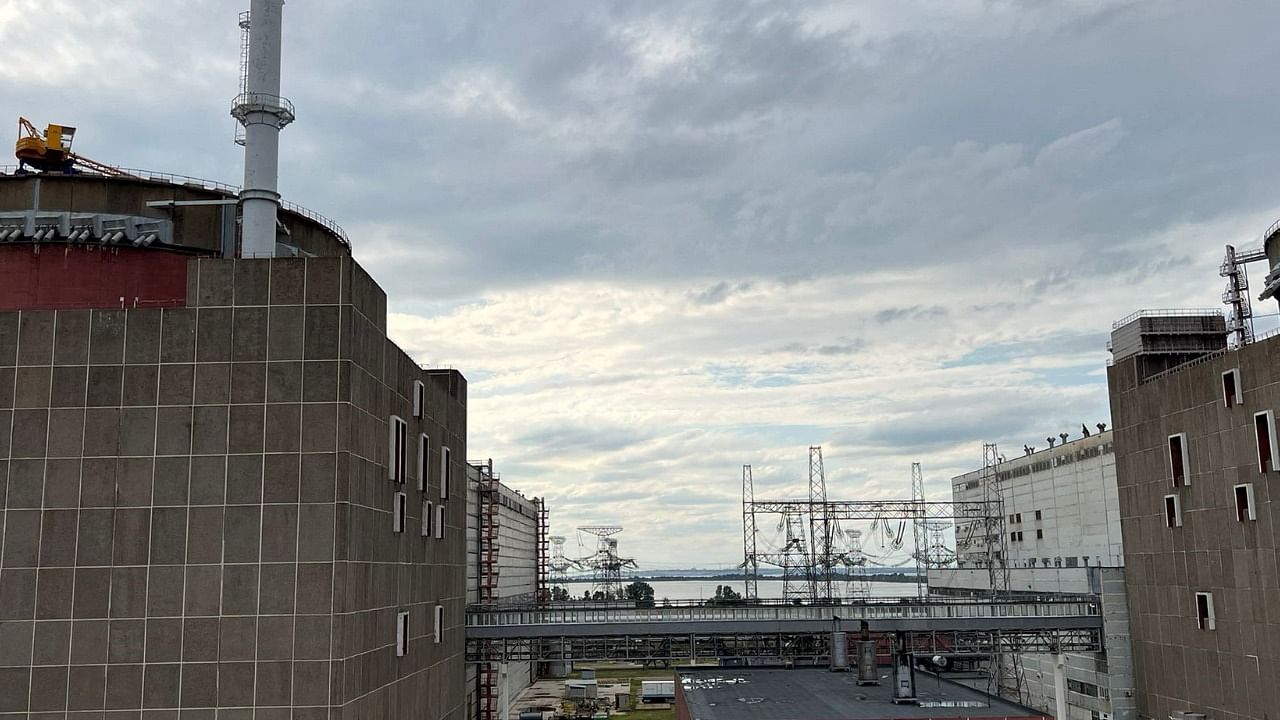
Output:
top-left (1108, 309), bottom-right (1227, 381)
top-left (674, 667), bottom-right (1048, 720)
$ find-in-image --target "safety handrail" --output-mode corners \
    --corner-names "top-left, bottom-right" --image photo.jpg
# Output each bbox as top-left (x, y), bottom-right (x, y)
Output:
top-left (0, 164), bottom-right (349, 247)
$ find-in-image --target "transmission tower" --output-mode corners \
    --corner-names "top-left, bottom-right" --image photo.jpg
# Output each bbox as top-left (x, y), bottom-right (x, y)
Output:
top-left (577, 526), bottom-right (636, 599)
top-left (808, 446), bottom-right (834, 602)
top-left (910, 462), bottom-right (927, 599)
top-left (980, 443), bottom-right (1024, 703)
top-left (781, 510), bottom-right (812, 603)
top-left (549, 536), bottom-right (572, 584)
top-left (981, 443), bottom-right (1010, 598)
top-left (742, 465), bottom-right (760, 600)
top-left (840, 528), bottom-right (869, 599)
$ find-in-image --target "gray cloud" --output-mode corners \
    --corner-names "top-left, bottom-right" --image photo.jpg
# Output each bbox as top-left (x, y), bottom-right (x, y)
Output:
top-left (7, 1), bottom-right (1279, 564)
top-left (873, 306), bottom-right (948, 324)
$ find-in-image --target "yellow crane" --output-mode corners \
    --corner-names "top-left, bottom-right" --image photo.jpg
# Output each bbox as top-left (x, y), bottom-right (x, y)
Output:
top-left (14, 117), bottom-right (134, 177)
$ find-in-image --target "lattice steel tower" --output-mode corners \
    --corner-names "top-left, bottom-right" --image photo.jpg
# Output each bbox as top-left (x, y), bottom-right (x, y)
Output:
top-left (742, 465), bottom-right (760, 600)
top-left (808, 446), bottom-right (835, 602)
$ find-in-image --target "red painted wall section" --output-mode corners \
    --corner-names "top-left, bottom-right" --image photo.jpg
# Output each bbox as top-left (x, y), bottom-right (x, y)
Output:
top-left (0, 244), bottom-right (192, 310)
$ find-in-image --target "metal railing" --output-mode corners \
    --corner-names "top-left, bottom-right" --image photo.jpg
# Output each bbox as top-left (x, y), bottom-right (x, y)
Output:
top-left (1111, 308), bottom-right (1223, 329)
top-left (0, 165), bottom-right (349, 248)
top-left (465, 597), bottom-right (1100, 628)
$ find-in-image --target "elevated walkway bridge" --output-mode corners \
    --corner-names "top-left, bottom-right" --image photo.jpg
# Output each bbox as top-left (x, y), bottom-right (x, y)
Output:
top-left (465, 595), bottom-right (1103, 662)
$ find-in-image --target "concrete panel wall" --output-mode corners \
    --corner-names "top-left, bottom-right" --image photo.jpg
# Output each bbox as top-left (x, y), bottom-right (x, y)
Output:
top-left (0, 255), bottom-right (467, 719)
top-left (1109, 341), bottom-right (1280, 720)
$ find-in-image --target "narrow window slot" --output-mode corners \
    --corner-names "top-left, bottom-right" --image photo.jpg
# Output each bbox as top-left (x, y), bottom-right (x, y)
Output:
top-left (1195, 592), bottom-right (1215, 630)
top-left (1222, 368), bottom-right (1241, 408)
top-left (396, 611), bottom-right (409, 656)
top-left (1234, 483), bottom-right (1256, 522)
top-left (1255, 411), bottom-right (1277, 473)
top-left (440, 445), bottom-right (452, 499)
top-left (1164, 494), bottom-right (1182, 528)
top-left (389, 416), bottom-right (407, 483)
top-left (418, 433), bottom-right (430, 492)
top-left (393, 491), bottom-right (406, 533)
top-left (1168, 433), bottom-right (1188, 487)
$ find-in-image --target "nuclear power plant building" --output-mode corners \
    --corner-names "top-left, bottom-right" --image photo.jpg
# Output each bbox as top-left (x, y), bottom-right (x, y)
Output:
top-left (0, 171), bottom-right (468, 718)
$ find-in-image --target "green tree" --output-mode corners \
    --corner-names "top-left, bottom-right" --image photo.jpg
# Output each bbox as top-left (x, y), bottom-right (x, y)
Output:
top-left (708, 584), bottom-right (743, 606)
top-left (551, 586), bottom-right (571, 602)
top-left (624, 581), bottom-right (656, 607)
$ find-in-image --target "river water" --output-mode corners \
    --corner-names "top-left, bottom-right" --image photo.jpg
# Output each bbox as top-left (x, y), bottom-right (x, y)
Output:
top-left (563, 578), bottom-right (922, 602)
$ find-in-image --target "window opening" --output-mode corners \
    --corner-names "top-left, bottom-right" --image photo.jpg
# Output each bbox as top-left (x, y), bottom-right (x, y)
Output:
top-left (440, 445), bottom-right (452, 499)
top-left (1222, 368), bottom-right (1241, 408)
top-left (418, 433), bottom-right (430, 492)
top-left (396, 611), bottom-right (409, 656)
top-left (1167, 433), bottom-right (1188, 487)
top-left (1195, 592), bottom-right (1215, 630)
top-left (413, 380), bottom-right (425, 418)
top-left (1234, 483), bottom-right (1256, 522)
top-left (1255, 411), bottom-right (1277, 473)
top-left (393, 491), bottom-right (406, 533)
top-left (1164, 494), bottom-right (1181, 528)
top-left (389, 416), bottom-right (407, 483)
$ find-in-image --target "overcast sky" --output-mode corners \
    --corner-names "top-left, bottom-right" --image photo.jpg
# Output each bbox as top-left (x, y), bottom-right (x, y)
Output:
top-left (5, 1), bottom-right (1280, 568)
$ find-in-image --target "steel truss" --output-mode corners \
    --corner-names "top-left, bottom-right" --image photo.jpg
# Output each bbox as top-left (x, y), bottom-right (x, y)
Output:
top-left (748, 499), bottom-right (991, 520)
top-left (467, 628), bottom-right (1100, 664)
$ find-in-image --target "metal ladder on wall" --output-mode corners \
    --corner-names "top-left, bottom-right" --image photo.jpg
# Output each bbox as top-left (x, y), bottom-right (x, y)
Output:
top-left (478, 461), bottom-right (502, 720)
top-left (535, 499), bottom-right (550, 604)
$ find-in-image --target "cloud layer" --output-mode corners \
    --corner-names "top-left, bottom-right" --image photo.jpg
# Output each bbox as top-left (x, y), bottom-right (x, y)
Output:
top-left (5, 1), bottom-right (1280, 565)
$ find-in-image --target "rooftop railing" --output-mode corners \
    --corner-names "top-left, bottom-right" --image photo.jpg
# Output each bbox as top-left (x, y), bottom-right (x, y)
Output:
top-left (0, 165), bottom-right (350, 248)
top-left (1111, 308), bottom-right (1223, 329)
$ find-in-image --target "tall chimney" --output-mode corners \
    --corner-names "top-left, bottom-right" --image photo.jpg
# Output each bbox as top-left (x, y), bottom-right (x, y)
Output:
top-left (232, 0), bottom-right (295, 257)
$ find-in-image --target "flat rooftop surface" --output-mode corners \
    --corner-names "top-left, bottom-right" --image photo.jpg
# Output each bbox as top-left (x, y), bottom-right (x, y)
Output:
top-left (678, 668), bottom-right (1048, 719)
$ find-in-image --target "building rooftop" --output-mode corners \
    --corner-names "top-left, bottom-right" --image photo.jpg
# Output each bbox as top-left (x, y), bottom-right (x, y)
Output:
top-left (677, 668), bottom-right (1048, 719)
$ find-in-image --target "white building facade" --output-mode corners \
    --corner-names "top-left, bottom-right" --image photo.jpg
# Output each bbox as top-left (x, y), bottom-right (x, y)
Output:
top-left (464, 463), bottom-right (544, 720)
top-left (929, 431), bottom-right (1136, 720)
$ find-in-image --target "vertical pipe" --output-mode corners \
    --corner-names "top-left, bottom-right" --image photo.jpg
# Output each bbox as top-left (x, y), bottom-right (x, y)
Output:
top-left (1053, 652), bottom-right (1068, 720)
top-left (235, 0), bottom-right (292, 257)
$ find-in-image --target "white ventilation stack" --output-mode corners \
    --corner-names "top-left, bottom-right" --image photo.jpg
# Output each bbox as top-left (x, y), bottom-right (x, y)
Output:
top-left (231, 0), bottom-right (295, 258)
